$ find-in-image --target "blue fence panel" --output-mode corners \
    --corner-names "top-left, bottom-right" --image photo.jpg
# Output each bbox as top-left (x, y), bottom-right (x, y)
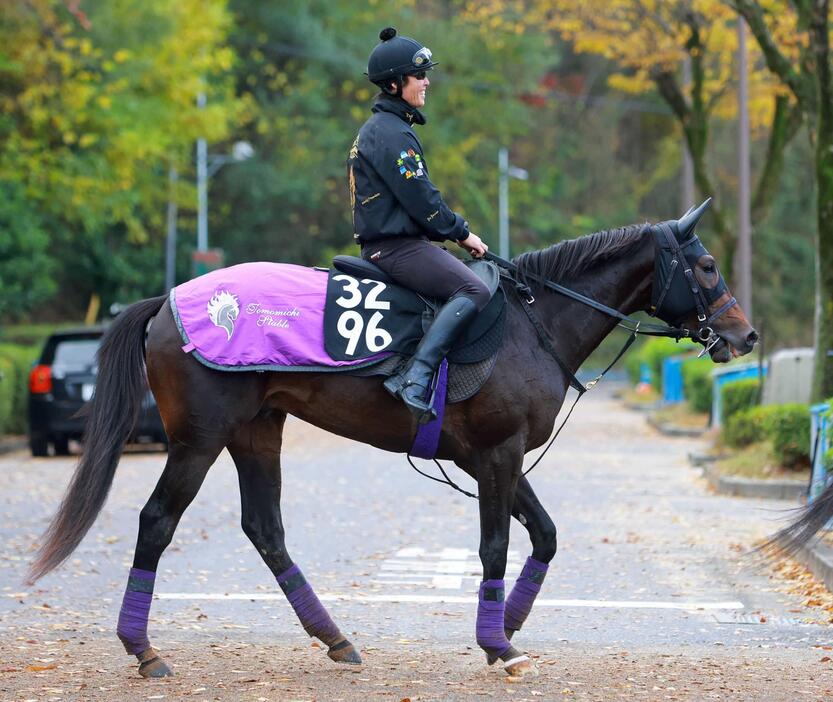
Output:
top-left (809, 403), bottom-right (831, 512)
top-left (710, 363), bottom-right (767, 427)
top-left (662, 356), bottom-right (686, 403)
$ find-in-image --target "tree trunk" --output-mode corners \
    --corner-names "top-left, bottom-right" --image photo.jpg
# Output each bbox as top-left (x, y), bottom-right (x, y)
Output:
top-left (812, 0), bottom-right (833, 401)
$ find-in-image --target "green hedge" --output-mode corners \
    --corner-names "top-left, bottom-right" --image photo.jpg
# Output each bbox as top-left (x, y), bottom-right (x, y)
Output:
top-left (768, 403), bottom-right (811, 467)
top-left (0, 343), bottom-right (40, 435)
top-left (721, 378), bottom-right (760, 426)
top-left (681, 357), bottom-right (712, 413)
top-left (0, 355), bottom-right (14, 434)
top-left (723, 405), bottom-right (774, 448)
top-left (724, 403), bottom-right (810, 469)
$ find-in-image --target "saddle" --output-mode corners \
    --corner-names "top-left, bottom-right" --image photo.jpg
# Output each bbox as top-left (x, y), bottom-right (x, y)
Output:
top-left (325, 255), bottom-right (505, 365)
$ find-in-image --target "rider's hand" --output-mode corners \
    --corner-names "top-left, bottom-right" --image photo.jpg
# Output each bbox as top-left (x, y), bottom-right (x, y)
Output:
top-left (458, 232), bottom-right (488, 258)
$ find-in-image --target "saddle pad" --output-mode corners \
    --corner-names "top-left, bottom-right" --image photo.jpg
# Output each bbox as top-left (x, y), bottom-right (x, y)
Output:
top-left (350, 352), bottom-right (499, 404)
top-left (171, 262), bottom-right (390, 371)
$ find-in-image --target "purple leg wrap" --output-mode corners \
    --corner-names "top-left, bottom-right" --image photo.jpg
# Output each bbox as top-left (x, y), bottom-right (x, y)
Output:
top-left (476, 579), bottom-right (511, 658)
top-left (117, 567), bottom-right (155, 655)
top-left (505, 556), bottom-right (549, 632)
top-left (277, 564), bottom-right (341, 645)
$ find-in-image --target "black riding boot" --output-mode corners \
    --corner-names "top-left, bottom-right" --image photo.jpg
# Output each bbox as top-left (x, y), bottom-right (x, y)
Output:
top-left (383, 296), bottom-right (479, 424)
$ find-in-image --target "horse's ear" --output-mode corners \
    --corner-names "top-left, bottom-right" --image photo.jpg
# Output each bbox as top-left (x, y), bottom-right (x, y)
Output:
top-left (677, 197), bottom-right (712, 237)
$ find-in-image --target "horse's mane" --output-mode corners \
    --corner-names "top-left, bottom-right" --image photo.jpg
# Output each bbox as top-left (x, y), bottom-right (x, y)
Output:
top-left (513, 223), bottom-right (650, 287)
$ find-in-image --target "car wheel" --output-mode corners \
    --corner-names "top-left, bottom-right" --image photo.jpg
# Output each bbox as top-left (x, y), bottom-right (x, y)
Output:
top-left (52, 436), bottom-right (71, 456)
top-left (30, 436), bottom-right (49, 457)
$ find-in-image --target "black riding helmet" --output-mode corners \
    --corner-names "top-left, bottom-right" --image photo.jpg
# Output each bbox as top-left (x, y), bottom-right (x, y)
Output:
top-left (367, 27), bottom-right (438, 95)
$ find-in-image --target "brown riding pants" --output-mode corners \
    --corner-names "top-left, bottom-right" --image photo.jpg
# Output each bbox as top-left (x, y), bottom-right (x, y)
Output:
top-left (360, 237), bottom-right (491, 311)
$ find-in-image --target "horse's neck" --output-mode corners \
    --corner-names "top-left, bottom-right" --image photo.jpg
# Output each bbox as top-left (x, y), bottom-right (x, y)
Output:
top-left (534, 232), bottom-right (655, 373)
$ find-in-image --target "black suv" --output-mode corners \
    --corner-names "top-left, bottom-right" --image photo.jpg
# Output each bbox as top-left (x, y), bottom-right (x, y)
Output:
top-left (28, 327), bottom-right (166, 456)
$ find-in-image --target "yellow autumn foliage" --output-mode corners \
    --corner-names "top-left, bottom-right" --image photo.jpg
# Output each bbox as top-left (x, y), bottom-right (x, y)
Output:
top-left (465, 0), bottom-right (790, 134)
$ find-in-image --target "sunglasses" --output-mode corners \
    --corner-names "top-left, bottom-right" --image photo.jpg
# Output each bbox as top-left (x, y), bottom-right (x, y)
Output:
top-left (410, 71), bottom-right (428, 80)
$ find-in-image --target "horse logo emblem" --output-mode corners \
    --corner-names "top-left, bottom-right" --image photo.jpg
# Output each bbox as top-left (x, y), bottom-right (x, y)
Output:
top-left (207, 290), bottom-right (239, 340)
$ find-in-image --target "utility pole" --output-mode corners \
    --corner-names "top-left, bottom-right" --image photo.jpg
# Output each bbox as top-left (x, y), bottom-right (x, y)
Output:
top-left (498, 147), bottom-right (529, 259)
top-left (737, 18), bottom-right (753, 319)
top-left (681, 56), bottom-right (695, 209)
top-left (165, 166), bottom-right (178, 292)
top-left (196, 92), bottom-right (208, 253)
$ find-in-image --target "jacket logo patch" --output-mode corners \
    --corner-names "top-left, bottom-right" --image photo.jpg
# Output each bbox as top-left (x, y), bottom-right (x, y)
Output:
top-left (397, 150), bottom-right (424, 179)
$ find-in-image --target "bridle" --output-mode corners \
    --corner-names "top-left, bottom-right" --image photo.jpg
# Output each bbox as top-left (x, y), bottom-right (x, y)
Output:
top-left (483, 220), bottom-right (738, 391)
top-left (650, 221), bottom-right (737, 357)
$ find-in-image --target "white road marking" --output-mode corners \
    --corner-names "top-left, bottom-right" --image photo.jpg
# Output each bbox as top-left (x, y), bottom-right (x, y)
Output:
top-left (376, 547), bottom-right (523, 589)
top-left (156, 592), bottom-right (745, 611)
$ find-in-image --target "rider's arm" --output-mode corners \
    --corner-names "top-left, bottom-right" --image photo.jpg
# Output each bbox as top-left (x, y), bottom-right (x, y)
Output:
top-left (375, 132), bottom-right (469, 242)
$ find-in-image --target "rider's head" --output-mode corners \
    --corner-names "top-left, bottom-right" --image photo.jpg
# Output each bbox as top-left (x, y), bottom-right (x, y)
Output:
top-left (367, 27), bottom-right (437, 107)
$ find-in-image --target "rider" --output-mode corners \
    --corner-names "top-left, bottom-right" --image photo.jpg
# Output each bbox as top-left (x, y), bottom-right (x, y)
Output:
top-left (348, 27), bottom-right (490, 423)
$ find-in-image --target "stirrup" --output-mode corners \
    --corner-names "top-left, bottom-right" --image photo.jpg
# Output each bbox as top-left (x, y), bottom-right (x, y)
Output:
top-left (401, 373), bottom-right (440, 425)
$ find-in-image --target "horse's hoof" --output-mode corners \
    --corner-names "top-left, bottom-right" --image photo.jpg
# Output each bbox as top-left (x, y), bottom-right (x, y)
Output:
top-left (504, 654), bottom-right (538, 678)
top-left (327, 639), bottom-right (362, 665)
top-left (485, 632), bottom-right (518, 665)
top-left (137, 649), bottom-right (173, 678)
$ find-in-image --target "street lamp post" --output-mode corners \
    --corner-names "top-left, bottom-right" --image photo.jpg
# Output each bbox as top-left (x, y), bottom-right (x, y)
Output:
top-left (163, 95), bottom-right (254, 291)
top-left (195, 93), bottom-right (254, 254)
top-left (498, 147), bottom-right (529, 259)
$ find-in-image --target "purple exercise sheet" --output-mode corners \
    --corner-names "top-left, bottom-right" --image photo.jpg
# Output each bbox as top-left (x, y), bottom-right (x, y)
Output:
top-left (170, 262), bottom-right (387, 371)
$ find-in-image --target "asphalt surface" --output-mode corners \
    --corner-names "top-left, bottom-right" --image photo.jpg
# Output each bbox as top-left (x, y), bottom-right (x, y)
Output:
top-left (1, 384), bottom-right (832, 700)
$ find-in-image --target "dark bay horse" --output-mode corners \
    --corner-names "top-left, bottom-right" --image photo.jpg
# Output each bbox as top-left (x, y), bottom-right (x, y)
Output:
top-left (28, 204), bottom-right (759, 678)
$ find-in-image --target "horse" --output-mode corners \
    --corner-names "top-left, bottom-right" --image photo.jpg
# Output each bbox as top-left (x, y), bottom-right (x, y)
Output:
top-left (28, 201), bottom-right (759, 679)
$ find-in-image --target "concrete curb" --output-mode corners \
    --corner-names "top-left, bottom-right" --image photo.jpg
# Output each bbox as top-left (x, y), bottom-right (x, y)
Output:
top-left (0, 436), bottom-right (27, 455)
top-left (690, 454), bottom-right (808, 501)
top-left (623, 400), bottom-right (663, 412)
top-left (794, 540), bottom-right (833, 594)
top-left (646, 414), bottom-right (708, 438)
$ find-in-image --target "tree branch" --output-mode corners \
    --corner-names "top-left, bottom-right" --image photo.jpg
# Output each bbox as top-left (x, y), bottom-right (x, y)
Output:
top-left (730, 0), bottom-right (815, 112)
top-left (751, 97), bottom-right (804, 224)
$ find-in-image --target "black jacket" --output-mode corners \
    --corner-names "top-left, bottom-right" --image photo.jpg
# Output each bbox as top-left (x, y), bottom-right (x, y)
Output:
top-left (348, 94), bottom-right (469, 246)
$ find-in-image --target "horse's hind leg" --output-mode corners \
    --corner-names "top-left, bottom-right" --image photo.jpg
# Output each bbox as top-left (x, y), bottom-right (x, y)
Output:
top-left (228, 410), bottom-right (362, 665)
top-left (117, 440), bottom-right (225, 678)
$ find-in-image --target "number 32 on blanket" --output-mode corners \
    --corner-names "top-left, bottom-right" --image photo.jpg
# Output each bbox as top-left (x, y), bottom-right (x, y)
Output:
top-left (333, 275), bottom-right (393, 356)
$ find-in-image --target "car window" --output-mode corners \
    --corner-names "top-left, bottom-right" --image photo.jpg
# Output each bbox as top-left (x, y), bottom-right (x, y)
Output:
top-left (51, 338), bottom-right (100, 375)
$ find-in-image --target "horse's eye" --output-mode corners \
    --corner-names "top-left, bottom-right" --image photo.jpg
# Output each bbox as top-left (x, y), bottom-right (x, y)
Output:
top-left (703, 264), bottom-right (716, 274)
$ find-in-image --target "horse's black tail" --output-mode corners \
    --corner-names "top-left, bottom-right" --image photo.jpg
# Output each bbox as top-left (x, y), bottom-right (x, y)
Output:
top-left (762, 480), bottom-right (833, 556)
top-left (27, 295), bottom-right (167, 584)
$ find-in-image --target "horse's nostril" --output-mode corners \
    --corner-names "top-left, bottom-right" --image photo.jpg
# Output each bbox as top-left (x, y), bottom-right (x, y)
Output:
top-left (747, 329), bottom-right (759, 346)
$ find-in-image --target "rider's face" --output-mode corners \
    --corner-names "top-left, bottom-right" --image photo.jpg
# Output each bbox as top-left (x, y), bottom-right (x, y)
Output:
top-left (401, 73), bottom-right (430, 108)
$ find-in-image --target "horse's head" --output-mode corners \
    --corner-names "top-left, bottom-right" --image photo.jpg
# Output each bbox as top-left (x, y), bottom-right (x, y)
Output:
top-left (650, 199), bottom-right (757, 363)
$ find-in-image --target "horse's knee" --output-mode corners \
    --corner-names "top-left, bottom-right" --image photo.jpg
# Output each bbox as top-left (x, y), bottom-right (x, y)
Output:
top-left (480, 538), bottom-right (510, 577)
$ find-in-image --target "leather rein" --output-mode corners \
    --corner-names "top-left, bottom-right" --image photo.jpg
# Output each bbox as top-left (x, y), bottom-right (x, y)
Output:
top-left (409, 232), bottom-right (736, 499)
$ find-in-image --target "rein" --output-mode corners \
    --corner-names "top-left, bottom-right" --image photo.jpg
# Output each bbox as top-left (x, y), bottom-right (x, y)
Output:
top-left (407, 238), bottom-right (723, 500)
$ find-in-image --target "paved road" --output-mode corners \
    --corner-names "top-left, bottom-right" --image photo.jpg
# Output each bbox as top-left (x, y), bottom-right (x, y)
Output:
top-left (1, 385), bottom-right (832, 700)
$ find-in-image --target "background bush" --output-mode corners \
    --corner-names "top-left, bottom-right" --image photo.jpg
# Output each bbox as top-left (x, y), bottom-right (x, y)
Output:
top-left (721, 378), bottom-right (760, 426)
top-left (766, 404), bottom-right (811, 468)
top-left (723, 405), bottom-right (776, 447)
top-left (0, 343), bottom-right (40, 435)
top-left (0, 355), bottom-right (15, 434)
top-left (682, 357), bottom-right (713, 413)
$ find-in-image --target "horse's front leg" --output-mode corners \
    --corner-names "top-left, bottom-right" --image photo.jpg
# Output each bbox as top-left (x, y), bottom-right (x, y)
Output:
top-left (475, 444), bottom-right (537, 677)
top-left (504, 475), bottom-right (556, 642)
